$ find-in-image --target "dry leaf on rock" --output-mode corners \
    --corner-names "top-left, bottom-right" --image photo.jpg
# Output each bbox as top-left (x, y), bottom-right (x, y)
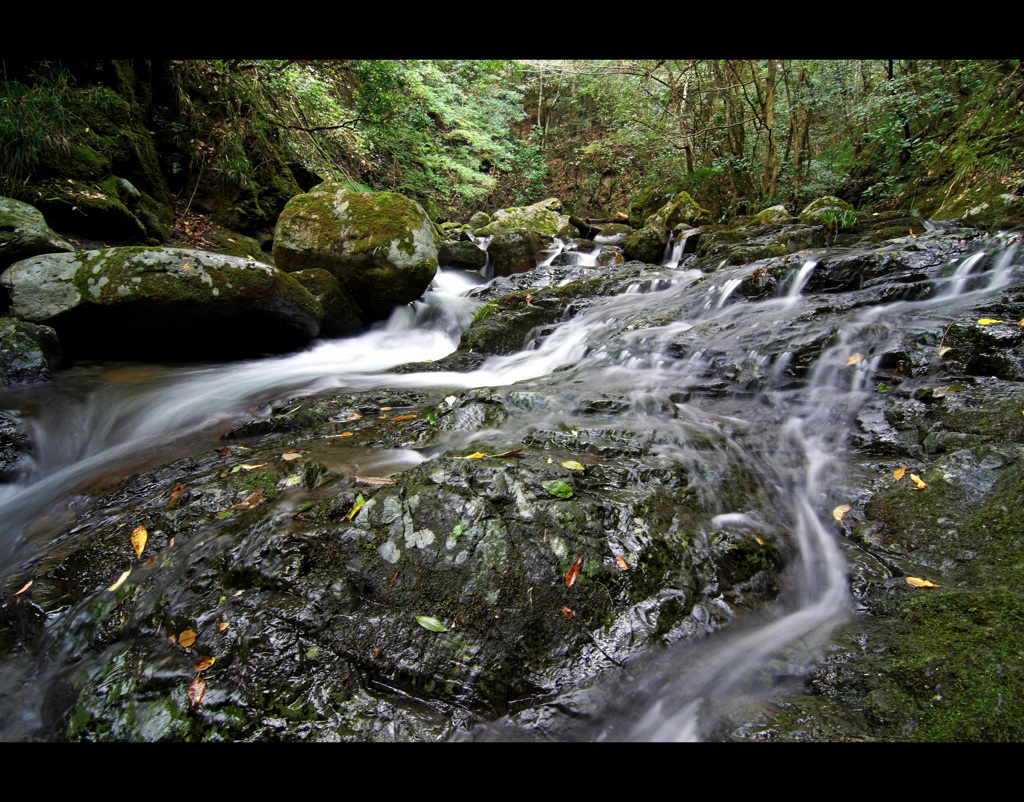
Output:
top-left (894, 467), bottom-right (906, 481)
top-left (130, 525), bottom-right (147, 558)
top-left (910, 474), bottom-right (926, 490)
top-left (832, 504), bottom-right (852, 521)
top-left (566, 556), bottom-right (583, 588)
top-left (188, 675), bottom-right (206, 707)
top-left (906, 576), bottom-right (939, 588)
top-left (178, 629), bottom-right (197, 648)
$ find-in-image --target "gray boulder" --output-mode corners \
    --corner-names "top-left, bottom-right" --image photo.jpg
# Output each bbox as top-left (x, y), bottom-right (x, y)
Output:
top-left (0, 318), bottom-right (62, 386)
top-left (272, 184), bottom-right (438, 322)
top-left (1, 248), bottom-right (323, 361)
top-left (0, 197), bottom-right (72, 272)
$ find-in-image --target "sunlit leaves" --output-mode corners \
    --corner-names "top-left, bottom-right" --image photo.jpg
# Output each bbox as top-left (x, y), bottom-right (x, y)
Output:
top-left (108, 570), bottom-right (130, 592)
top-left (347, 493), bottom-right (366, 521)
top-left (415, 615), bottom-right (448, 632)
top-left (130, 525), bottom-right (147, 558)
top-left (832, 504), bottom-right (852, 521)
top-left (543, 480), bottom-right (574, 498)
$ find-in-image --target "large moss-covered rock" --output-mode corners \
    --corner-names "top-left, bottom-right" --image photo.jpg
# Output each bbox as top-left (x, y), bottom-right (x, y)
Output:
top-left (0, 318), bottom-right (62, 386)
top-left (491, 198), bottom-right (577, 239)
top-left (622, 226), bottom-right (669, 264)
top-left (438, 240), bottom-right (487, 270)
top-left (798, 196), bottom-right (857, 225)
top-left (0, 197), bottom-right (72, 271)
top-left (645, 191), bottom-right (710, 230)
top-left (290, 268), bottom-right (364, 337)
top-left (487, 228), bottom-right (547, 277)
top-left (0, 248), bottom-right (322, 361)
top-left (272, 186), bottom-right (438, 322)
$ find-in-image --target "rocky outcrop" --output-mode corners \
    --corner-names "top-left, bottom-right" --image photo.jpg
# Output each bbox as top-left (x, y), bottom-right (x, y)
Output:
top-left (1, 247), bottom-right (323, 361)
top-left (0, 318), bottom-right (62, 386)
top-left (0, 197), bottom-right (73, 272)
top-left (272, 184), bottom-right (438, 323)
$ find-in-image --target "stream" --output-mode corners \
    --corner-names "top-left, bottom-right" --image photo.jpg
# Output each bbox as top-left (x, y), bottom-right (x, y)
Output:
top-left (0, 228), bottom-right (1021, 741)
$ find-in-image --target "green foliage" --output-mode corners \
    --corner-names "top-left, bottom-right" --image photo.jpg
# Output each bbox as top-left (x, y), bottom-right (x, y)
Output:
top-left (0, 66), bottom-right (73, 193)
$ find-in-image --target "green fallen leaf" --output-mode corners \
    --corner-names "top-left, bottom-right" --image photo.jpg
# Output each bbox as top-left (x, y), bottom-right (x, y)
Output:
top-left (543, 480), bottom-right (574, 499)
top-left (451, 524), bottom-right (464, 541)
top-left (284, 475), bottom-right (302, 487)
top-left (427, 412), bottom-right (437, 424)
top-left (347, 492), bottom-right (366, 521)
top-left (415, 615), bottom-right (448, 632)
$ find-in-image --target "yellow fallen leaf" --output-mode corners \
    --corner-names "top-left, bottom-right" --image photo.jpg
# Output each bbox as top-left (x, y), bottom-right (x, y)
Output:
top-left (615, 554), bottom-right (629, 571)
top-left (391, 414), bottom-right (417, 421)
top-left (219, 622), bottom-right (229, 632)
top-left (846, 353), bottom-right (864, 366)
top-left (910, 474), bottom-right (926, 490)
top-left (753, 535), bottom-right (764, 545)
top-left (194, 656), bottom-right (216, 671)
top-left (12, 579), bottom-right (33, 596)
top-left (547, 458), bottom-right (553, 464)
top-left (380, 407), bottom-right (392, 411)
top-left (906, 576), bottom-right (939, 588)
top-left (237, 463), bottom-right (267, 471)
top-left (460, 452), bottom-right (488, 460)
top-left (909, 229), bottom-right (916, 238)
top-left (560, 460), bottom-right (585, 471)
top-left (832, 504), bottom-right (852, 521)
top-left (978, 319), bottom-right (1003, 325)
top-left (108, 570), bottom-right (131, 592)
top-left (347, 413), bottom-right (363, 420)
top-left (894, 467), bottom-right (906, 481)
top-left (281, 451), bottom-right (303, 461)
top-left (130, 525), bottom-right (147, 558)
top-left (938, 346), bottom-right (951, 357)
top-left (178, 629), bottom-right (197, 648)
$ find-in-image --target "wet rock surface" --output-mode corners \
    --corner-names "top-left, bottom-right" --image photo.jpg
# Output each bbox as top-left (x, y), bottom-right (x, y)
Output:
top-left (0, 216), bottom-right (1022, 741)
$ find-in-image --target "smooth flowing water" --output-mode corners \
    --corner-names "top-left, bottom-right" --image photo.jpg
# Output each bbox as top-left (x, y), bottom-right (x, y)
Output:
top-left (1, 234), bottom-right (1020, 740)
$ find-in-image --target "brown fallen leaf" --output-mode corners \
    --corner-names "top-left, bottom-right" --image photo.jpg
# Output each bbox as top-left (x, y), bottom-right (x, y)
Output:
top-left (391, 414), bottom-right (417, 421)
top-left (169, 483), bottom-right (185, 506)
top-left (130, 525), bottom-right (147, 558)
top-left (910, 474), bottom-right (926, 490)
top-left (906, 576), bottom-right (939, 588)
top-left (561, 606), bottom-right (573, 619)
top-left (566, 556), bottom-right (583, 588)
top-left (227, 488), bottom-right (264, 511)
top-left (188, 675), bottom-right (206, 707)
top-left (832, 504), bottom-right (852, 522)
top-left (615, 554), bottom-right (629, 571)
top-left (194, 656), bottom-right (216, 672)
top-left (178, 629), bottom-right (197, 648)
top-left (12, 579), bottom-right (33, 596)
top-left (354, 476), bottom-right (397, 487)
top-left (894, 467), bottom-right (906, 481)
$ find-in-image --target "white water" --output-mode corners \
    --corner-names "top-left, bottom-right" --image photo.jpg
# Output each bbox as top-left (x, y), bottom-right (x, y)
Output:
top-left (1, 237), bottom-right (1021, 741)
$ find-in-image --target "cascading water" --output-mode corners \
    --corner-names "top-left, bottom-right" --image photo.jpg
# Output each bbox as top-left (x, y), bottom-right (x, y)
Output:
top-left (0, 230), bottom-right (1021, 741)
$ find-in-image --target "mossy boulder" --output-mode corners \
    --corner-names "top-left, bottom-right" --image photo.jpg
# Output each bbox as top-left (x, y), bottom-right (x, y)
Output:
top-left (645, 191), bottom-right (710, 230)
top-left (798, 196), bottom-right (857, 225)
top-left (0, 197), bottom-right (72, 272)
top-left (490, 198), bottom-right (576, 239)
top-left (290, 268), bottom-right (364, 337)
top-left (622, 226), bottom-right (669, 264)
top-left (272, 186), bottom-right (438, 322)
top-left (469, 211), bottom-right (491, 231)
top-left (0, 247), bottom-right (323, 361)
top-left (0, 318), bottom-right (62, 386)
top-left (755, 204), bottom-right (796, 225)
top-left (438, 240), bottom-right (487, 270)
top-left (487, 228), bottom-right (548, 277)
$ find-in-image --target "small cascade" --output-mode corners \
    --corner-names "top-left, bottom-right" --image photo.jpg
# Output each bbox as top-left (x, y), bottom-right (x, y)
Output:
top-left (783, 260), bottom-right (818, 299)
top-left (714, 277), bottom-right (743, 309)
